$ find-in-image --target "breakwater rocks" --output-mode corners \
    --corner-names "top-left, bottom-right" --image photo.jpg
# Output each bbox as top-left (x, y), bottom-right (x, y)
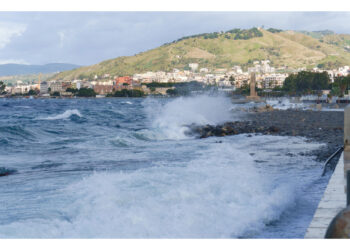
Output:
top-left (187, 121), bottom-right (280, 138)
top-left (188, 110), bottom-right (344, 162)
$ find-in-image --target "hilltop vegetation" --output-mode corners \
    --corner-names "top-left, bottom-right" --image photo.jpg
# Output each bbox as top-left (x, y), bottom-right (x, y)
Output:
top-left (52, 28), bottom-right (350, 81)
top-left (167, 27), bottom-right (263, 43)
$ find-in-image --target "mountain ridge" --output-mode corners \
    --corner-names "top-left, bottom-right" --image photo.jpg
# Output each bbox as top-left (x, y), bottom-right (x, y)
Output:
top-left (51, 28), bottom-right (350, 81)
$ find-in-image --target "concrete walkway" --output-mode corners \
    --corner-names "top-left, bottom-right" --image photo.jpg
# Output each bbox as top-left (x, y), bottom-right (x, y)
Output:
top-left (304, 153), bottom-right (346, 238)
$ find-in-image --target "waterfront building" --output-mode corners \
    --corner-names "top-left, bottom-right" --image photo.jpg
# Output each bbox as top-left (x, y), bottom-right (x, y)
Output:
top-left (50, 82), bottom-right (63, 93)
top-left (262, 73), bottom-right (288, 88)
top-left (81, 82), bottom-right (93, 89)
top-left (72, 80), bottom-right (83, 89)
top-left (116, 76), bottom-right (132, 85)
top-left (94, 84), bottom-right (114, 95)
top-left (40, 81), bottom-right (49, 94)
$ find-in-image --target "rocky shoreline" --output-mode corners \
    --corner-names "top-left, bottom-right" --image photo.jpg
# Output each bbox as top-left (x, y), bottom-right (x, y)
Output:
top-left (187, 109), bottom-right (344, 166)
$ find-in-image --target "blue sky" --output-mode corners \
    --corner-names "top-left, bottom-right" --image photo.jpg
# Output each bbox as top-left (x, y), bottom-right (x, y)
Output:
top-left (1, 12), bottom-right (350, 66)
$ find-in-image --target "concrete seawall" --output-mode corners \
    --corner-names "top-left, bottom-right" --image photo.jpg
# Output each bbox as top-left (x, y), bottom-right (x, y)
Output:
top-left (304, 153), bottom-right (346, 238)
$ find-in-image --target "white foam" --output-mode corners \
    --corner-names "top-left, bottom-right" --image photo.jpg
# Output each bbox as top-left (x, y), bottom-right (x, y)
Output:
top-left (143, 94), bottom-right (235, 139)
top-left (0, 140), bottom-right (298, 238)
top-left (122, 101), bottom-right (133, 105)
top-left (39, 109), bottom-right (82, 120)
top-left (266, 98), bottom-right (308, 110)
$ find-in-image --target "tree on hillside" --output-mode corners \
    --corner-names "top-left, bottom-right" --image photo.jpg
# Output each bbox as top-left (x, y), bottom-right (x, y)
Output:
top-left (267, 28), bottom-right (283, 33)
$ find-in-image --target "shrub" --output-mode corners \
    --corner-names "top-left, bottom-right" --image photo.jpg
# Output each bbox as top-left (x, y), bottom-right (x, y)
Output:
top-left (113, 89), bottom-right (144, 97)
top-left (76, 88), bottom-right (96, 97)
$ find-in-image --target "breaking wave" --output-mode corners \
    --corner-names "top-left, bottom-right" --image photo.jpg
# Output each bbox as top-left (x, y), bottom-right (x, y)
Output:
top-left (143, 94), bottom-right (235, 139)
top-left (39, 109), bottom-right (83, 120)
top-left (0, 141), bottom-right (296, 238)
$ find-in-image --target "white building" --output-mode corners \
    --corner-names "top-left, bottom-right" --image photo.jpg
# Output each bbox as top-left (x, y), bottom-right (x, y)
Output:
top-left (40, 81), bottom-right (49, 94)
top-left (50, 82), bottom-right (63, 93)
top-left (338, 66), bottom-right (350, 76)
top-left (232, 66), bottom-right (243, 74)
top-left (262, 73), bottom-right (288, 88)
top-left (189, 63), bottom-right (199, 71)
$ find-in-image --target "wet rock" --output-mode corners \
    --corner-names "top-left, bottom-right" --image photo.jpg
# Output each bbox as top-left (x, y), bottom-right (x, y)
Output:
top-left (253, 104), bottom-right (274, 113)
top-left (268, 126), bottom-right (280, 133)
top-left (188, 109), bottom-right (344, 165)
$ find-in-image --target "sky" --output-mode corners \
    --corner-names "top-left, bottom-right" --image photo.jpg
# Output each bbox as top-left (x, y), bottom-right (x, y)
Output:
top-left (1, 12), bottom-right (350, 66)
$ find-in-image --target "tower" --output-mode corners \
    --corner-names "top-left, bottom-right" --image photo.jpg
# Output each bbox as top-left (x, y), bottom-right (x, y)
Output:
top-left (246, 72), bottom-right (260, 101)
top-left (250, 72), bottom-right (257, 97)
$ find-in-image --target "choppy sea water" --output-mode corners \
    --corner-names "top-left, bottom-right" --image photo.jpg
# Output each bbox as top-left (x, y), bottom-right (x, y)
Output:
top-left (0, 95), bottom-right (331, 238)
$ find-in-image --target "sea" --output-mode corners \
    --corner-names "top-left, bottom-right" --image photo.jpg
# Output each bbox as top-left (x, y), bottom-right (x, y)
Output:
top-left (0, 95), bottom-right (332, 238)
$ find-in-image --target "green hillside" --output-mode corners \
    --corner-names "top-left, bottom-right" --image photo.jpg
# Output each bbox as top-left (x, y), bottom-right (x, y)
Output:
top-left (52, 28), bottom-right (350, 81)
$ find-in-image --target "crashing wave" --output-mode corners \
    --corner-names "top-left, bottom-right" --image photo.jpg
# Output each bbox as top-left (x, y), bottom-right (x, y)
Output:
top-left (39, 109), bottom-right (82, 120)
top-left (143, 94), bottom-right (236, 139)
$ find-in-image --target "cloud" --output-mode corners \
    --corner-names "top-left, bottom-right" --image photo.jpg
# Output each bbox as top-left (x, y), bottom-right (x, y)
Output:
top-left (0, 22), bottom-right (27, 49)
top-left (1, 12), bottom-right (350, 65)
top-left (0, 59), bottom-right (29, 65)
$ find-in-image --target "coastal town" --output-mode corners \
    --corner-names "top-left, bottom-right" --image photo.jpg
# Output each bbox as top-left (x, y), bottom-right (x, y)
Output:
top-left (1, 60), bottom-right (350, 97)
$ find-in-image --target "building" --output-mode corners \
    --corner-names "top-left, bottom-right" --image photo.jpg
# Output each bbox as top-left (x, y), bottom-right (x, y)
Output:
top-left (200, 68), bottom-right (209, 73)
top-left (189, 63), bottom-right (199, 72)
top-left (232, 66), bottom-right (243, 74)
top-left (11, 86), bottom-right (28, 94)
top-left (116, 76), bottom-right (132, 85)
top-left (338, 66), bottom-right (350, 76)
top-left (62, 82), bottom-right (73, 91)
top-left (262, 73), bottom-right (288, 88)
top-left (40, 81), bottom-right (49, 94)
top-left (50, 82), bottom-right (63, 93)
top-left (94, 84), bottom-right (114, 95)
top-left (81, 82), bottom-right (93, 89)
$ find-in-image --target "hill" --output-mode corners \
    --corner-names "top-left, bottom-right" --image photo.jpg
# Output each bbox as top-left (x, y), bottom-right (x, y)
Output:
top-left (51, 28), bottom-right (350, 81)
top-left (0, 63), bottom-right (80, 77)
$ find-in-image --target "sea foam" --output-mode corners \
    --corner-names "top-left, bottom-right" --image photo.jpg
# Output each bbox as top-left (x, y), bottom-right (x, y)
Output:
top-left (0, 140), bottom-right (296, 238)
top-left (143, 94), bottom-right (235, 139)
top-left (39, 109), bottom-right (82, 120)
